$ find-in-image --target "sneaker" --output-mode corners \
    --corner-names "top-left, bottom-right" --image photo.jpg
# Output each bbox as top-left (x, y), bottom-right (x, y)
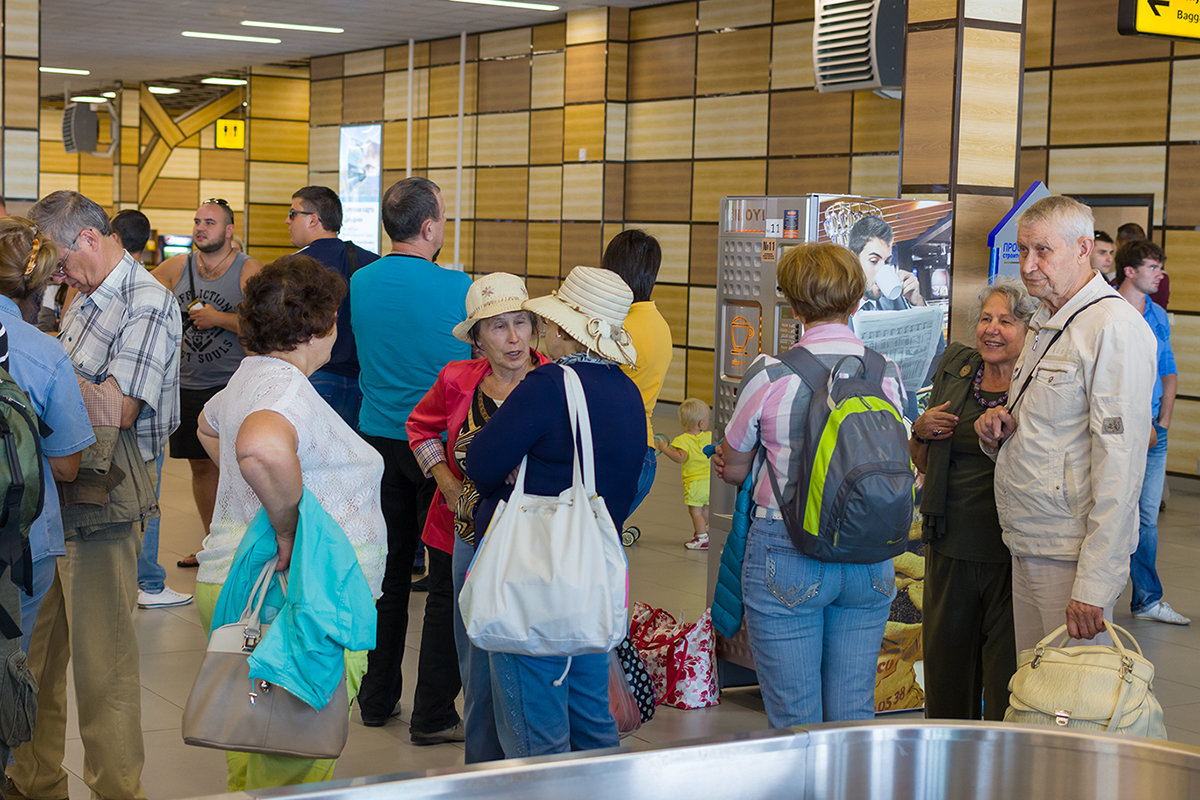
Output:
top-left (411, 720), bottom-right (465, 746)
top-left (1133, 600), bottom-right (1190, 625)
top-left (137, 586), bottom-right (194, 609)
top-left (684, 533), bottom-right (709, 551)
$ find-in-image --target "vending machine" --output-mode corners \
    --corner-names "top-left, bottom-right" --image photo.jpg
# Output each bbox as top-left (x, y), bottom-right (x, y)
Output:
top-left (709, 193), bottom-right (954, 712)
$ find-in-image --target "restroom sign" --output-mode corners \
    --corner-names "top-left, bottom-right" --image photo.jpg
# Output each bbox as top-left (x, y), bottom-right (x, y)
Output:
top-left (1119, 0), bottom-right (1200, 40)
top-left (215, 119), bottom-right (244, 149)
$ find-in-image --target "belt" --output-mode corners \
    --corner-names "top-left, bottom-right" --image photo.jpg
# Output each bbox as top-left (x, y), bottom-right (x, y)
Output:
top-left (753, 507), bottom-right (785, 521)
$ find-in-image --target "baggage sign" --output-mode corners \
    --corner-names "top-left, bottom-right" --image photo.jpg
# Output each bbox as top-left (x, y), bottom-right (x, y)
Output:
top-left (1119, 0), bottom-right (1200, 40)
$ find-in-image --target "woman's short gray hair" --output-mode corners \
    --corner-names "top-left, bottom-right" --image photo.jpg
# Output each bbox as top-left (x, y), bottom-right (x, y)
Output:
top-left (977, 277), bottom-right (1037, 327)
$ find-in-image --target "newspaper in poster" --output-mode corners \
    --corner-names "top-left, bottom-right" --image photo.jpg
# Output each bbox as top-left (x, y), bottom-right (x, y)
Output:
top-left (850, 306), bottom-right (943, 401)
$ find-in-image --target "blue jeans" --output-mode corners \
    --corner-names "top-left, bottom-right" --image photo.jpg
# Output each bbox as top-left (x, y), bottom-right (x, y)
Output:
top-left (489, 650), bottom-right (615, 758)
top-left (1131, 422), bottom-right (1168, 613)
top-left (741, 518), bottom-right (894, 726)
top-left (309, 369), bottom-right (362, 430)
top-left (136, 453), bottom-right (166, 592)
top-left (452, 536), bottom-right (504, 763)
top-left (628, 446), bottom-right (657, 515)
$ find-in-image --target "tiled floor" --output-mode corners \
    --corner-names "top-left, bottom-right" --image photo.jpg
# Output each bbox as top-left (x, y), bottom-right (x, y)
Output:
top-left (42, 406), bottom-right (1200, 797)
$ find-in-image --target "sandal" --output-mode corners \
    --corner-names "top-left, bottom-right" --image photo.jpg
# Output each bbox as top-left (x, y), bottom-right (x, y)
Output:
top-left (177, 553), bottom-right (199, 568)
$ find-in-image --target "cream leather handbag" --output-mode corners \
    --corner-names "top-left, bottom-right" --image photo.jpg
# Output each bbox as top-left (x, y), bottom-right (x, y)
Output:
top-left (1005, 620), bottom-right (1166, 739)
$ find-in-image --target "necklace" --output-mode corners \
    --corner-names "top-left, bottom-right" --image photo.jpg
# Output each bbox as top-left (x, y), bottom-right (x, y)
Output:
top-left (197, 248), bottom-right (233, 278)
top-left (973, 364), bottom-right (1009, 409)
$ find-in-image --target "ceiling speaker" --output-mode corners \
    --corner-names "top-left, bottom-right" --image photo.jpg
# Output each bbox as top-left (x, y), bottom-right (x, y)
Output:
top-left (62, 104), bottom-right (100, 155)
top-left (814, 0), bottom-right (905, 93)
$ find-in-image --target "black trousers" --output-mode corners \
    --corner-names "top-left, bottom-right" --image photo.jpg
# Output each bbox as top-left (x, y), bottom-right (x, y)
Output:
top-left (921, 548), bottom-right (1016, 722)
top-left (411, 546), bottom-right (462, 733)
top-left (357, 436), bottom-right (438, 721)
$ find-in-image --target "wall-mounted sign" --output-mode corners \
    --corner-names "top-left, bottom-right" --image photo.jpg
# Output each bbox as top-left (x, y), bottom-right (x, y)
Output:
top-left (214, 119), bottom-right (244, 149)
top-left (1119, 0), bottom-right (1200, 40)
top-left (339, 124), bottom-right (382, 254)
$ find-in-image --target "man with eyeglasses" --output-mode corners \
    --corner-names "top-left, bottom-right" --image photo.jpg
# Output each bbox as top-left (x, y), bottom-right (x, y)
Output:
top-left (152, 199), bottom-right (261, 575)
top-left (287, 185), bottom-right (378, 429)
top-left (10, 191), bottom-right (181, 800)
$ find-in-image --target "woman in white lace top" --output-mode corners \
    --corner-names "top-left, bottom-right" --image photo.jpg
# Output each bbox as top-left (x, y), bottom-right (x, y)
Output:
top-left (194, 254), bottom-right (386, 790)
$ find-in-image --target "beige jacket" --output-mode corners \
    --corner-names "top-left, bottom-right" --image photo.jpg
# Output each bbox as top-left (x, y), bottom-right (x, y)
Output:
top-left (994, 273), bottom-right (1156, 608)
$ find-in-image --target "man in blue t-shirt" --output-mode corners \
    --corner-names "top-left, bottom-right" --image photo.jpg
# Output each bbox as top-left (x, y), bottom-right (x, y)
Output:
top-left (1115, 239), bottom-right (1188, 625)
top-left (288, 185), bottom-right (380, 429)
top-left (351, 177), bottom-right (471, 737)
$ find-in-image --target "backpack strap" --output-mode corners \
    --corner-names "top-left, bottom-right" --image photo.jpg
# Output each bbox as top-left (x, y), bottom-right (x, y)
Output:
top-left (861, 347), bottom-right (887, 386)
top-left (343, 240), bottom-right (359, 274)
top-left (773, 346), bottom-right (834, 396)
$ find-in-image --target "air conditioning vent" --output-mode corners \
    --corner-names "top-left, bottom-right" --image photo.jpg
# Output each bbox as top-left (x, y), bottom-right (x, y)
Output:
top-left (814, 0), bottom-right (904, 93)
top-left (62, 103), bottom-right (100, 154)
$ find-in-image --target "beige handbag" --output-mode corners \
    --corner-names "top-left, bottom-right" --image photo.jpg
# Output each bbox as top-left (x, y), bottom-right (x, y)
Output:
top-left (1005, 620), bottom-right (1166, 739)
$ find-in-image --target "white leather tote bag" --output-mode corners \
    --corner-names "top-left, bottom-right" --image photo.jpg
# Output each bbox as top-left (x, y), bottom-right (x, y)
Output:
top-left (459, 364), bottom-right (629, 657)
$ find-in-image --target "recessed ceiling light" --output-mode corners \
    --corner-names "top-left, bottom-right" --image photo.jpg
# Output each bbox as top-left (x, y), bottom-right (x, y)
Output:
top-left (148, 86), bottom-right (181, 95)
top-left (447, 0), bottom-right (559, 9)
top-left (70, 95), bottom-right (106, 103)
top-left (201, 77), bottom-right (248, 86)
top-left (181, 30), bottom-right (282, 44)
top-left (102, 91), bottom-right (117, 98)
top-left (240, 21), bottom-right (344, 33)
top-left (40, 67), bottom-right (91, 75)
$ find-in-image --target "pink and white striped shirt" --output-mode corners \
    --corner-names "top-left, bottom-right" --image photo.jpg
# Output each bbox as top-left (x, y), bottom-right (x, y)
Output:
top-left (723, 323), bottom-right (905, 509)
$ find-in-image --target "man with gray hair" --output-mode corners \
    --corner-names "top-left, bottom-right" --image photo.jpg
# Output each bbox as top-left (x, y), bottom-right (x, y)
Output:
top-left (9, 191), bottom-right (181, 800)
top-left (976, 195), bottom-right (1155, 652)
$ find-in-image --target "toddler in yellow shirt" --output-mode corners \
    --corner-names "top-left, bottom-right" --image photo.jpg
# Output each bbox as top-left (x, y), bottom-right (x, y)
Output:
top-left (655, 398), bottom-right (712, 550)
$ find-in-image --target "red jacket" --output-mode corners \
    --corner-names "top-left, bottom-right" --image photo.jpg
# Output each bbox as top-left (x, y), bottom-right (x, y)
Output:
top-left (405, 350), bottom-right (552, 552)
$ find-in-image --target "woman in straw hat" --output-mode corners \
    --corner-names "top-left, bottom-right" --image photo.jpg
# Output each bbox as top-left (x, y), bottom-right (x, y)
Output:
top-left (464, 265), bottom-right (646, 758)
top-left (405, 272), bottom-right (551, 761)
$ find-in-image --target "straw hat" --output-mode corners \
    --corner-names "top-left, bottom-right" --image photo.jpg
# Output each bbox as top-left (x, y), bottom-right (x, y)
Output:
top-left (523, 266), bottom-right (637, 365)
top-left (452, 272), bottom-right (530, 343)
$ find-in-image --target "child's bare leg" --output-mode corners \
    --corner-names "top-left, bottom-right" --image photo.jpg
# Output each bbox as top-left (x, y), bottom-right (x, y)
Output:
top-left (688, 505), bottom-right (706, 536)
top-left (701, 504), bottom-right (710, 533)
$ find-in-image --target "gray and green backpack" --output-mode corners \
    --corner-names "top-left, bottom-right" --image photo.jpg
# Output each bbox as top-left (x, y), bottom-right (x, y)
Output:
top-left (0, 352), bottom-right (45, 640)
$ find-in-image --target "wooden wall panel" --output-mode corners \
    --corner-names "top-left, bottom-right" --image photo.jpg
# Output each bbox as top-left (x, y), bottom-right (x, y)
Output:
top-left (1021, 70), bottom-right (1049, 148)
top-left (160, 148), bottom-right (200, 179)
top-left (428, 117), bottom-right (477, 167)
top-left (850, 154), bottom-right (899, 197)
top-left (626, 100), bottom-right (694, 160)
top-left (1172, 315), bottom-right (1200, 397)
top-left (144, 178), bottom-right (198, 209)
top-left (560, 221), bottom-right (603, 272)
top-left (310, 55), bottom-right (343, 80)
top-left (900, 28), bottom-right (955, 185)
top-left (1048, 145), bottom-right (1166, 226)
top-left (249, 120), bottom-right (308, 162)
top-left (479, 58), bottom-right (532, 113)
top-left (957, 28), bottom-right (1022, 187)
top-left (660, 346), bottom-right (686, 404)
top-left (947, 193), bottom-right (1013, 340)
top-left (429, 64), bottom-right (478, 117)
top-left (1168, 401), bottom-right (1200, 476)
top-left (629, 37), bottom-right (697, 101)
top-left (769, 90), bottom-right (853, 156)
top-left (310, 80), bottom-right (342, 126)
top-left (4, 59), bottom-right (37, 128)
top-left (962, 0), bottom-right (1021, 23)
top-left (692, 160), bottom-right (766, 223)
top-left (308, 126), bottom-right (339, 173)
top-left (384, 68), bottom-right (430, 120)
top-left (476, 112), bottom-right (530, 165)
top-left (199, 180), bottom-right (245, 210)
top-left (344, 50), bottom-right (385, 76)
top-left (533, 21), bottom-right (566, 52)
top-left (564, 103), bottom-right (606, 162)
top-left (1049, 63), bottom-right (1168, 146)
top-left (695, 95), bottom-right (768, 158)
top-left (686, 349), bottom-right (715, 403)
top-left (626, 222), bottom-right (690, 283)
top-left (1167, 146), bottom-right (1200, 226)
top-left (562, 163), bottom-right (604, 220)
top-left (1164, 231), bottom-right (1200, 312)
top-left (605, 163), bottom-right (625, 220)
top-left (476, 167), bottom-right (530, 219)
top-left (696, 29), bottom-right (771, 96)
top-left (699, 0), bottom-right (771, 29)
top-left (531, 53), bottom-right (566, 109)
top-left (908, 0), bottom-right (957, 22)
top-left (654, 284), bottom-right (688, 333)
top-left (768, 156), bottom-right (851, 195)
top-left (528, 166), bottom-right (562, 220)
top-left (852, 92), bottom-right (901, 154)
top-left (247, 203), bottom-right (296, 247)
top-left (428, 167), bottom-right (476, 218)
top-left (343, 74), bottom-right (385, 123)
top-left (247, 163), bottom-right (310, 205)
top-left (252, 76), bottom-right (310, 121)
top-left (565, 43), bottom-right (608, 104)
top-left (566, 7), bottom-right (608, 45)
top-left (530, 108), bottom-right (565, 165)
top-left (606, 103), bottom-right (627, 162)
top-left (771, 22), bottom-right (815, 90)
top-left (473, 220), bottom-right (528, 273)
top-left (527, 222), bottom-right (561, 277)
top-left (690, 223), bottom-right (718, 285)
top-left (630, 2), bottom-right (696, 40)
top-left (688, 287), bottom-right (716, 348)
top-left (78, 173), bottom-right (113, 209)
top-left (1018, 148), bottom-right (1048, 191)
top-left (625, 162), bottom-right (693, 221)
top-left (1053, 0), bottom-right (1168, 66)
top-left (773, 0), bottom-right (814, 23)
top-left (480, 28), bottom-right (532, 59)
top-left (1171, 60), bottom-right (1200, 142)
top-left (608, 42), bottom-right (628, 102)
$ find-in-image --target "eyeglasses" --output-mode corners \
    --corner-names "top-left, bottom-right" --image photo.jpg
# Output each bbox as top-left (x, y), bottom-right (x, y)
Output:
top-left (204, 198), bottom-right (230, 207)
top-left (287, 209), bottom-right (316, 220)
top-left (55, 233), bottom-right (80, 274)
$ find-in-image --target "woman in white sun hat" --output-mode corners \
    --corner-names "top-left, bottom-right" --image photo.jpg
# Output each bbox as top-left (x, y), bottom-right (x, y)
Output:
top-left (406, 271), bottom-right (551, 761)
top-left (464, 265), bottom-right (646, 758)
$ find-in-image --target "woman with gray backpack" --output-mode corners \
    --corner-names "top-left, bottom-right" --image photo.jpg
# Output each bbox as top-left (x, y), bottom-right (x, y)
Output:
top-left (714, 242), bottom-right (910, 726)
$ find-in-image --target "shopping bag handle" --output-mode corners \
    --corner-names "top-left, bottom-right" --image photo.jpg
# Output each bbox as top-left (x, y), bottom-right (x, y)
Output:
top-left (1033, 619), bottom-right (1144, 658)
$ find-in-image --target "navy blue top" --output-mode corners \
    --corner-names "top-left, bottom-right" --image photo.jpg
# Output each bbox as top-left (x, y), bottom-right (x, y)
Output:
top-left (300, 237), bottom-right (380, 378)
top-left (465, 361), bottom-right (647, 537)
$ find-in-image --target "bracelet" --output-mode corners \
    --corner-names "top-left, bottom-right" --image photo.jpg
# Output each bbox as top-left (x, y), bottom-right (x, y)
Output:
top-left (913, 435), bottom-right (931, 445)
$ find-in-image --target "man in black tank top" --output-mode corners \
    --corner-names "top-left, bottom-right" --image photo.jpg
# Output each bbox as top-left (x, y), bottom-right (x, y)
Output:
top-left (152, 200), bottom-right (262, 580)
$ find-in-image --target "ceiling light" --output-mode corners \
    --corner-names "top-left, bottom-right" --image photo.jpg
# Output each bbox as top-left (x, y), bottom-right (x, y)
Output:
top-left (148, 86), bottom-right (181, 95)
top-left (40, 66), bottom-right (91, 75)
top-left (181, 30), bottom-right (282, 44)
top-left (201, 77), bottom-right (248, 86)
top-left (102, 91), bottom-right (117, 98)
top-left (70, 95), bottom-right (106, 103)
top-left (240, 21), bottom-right (344, 33)
top-left (447, 0), bottom-right (559, 8)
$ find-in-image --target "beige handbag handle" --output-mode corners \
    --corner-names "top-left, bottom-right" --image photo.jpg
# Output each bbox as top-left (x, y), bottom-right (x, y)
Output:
top-left (1033, 619), bottom-right (1144, 658)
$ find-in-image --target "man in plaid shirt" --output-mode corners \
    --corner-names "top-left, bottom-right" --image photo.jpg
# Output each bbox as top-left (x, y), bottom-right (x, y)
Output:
top-left (9, 191), bottom-right (180, 800)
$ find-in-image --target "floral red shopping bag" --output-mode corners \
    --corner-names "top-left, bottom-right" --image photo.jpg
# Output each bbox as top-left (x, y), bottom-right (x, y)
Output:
top-left (629, 602), bottom-right (719, 709)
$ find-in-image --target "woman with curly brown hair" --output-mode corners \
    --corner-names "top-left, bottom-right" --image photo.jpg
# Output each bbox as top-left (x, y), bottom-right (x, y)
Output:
top-left (193, 254), bottom-right (386, 790)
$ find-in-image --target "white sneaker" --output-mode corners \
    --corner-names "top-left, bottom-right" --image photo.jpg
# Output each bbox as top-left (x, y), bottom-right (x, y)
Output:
top-left (684, 533), bottom-right (709, 551)
top-left (138, 586), bottom-right (194, 609)
top-left (1133, 600), bottom-right (1190, 625)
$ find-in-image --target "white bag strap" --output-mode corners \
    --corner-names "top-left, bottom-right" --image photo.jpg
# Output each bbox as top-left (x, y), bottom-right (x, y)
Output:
top-left (560, 364), bottom-right (597, 495)
top-left (1034, 619), bottom-right (1144, 658)
top-left (238, 557), bottom-right (279, 648)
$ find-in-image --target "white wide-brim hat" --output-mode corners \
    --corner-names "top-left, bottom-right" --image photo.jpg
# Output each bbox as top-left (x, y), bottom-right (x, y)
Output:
top-left (523, 266), bottom-right (637, 366)
top-left (452, 272), bottom-right (531, 342)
